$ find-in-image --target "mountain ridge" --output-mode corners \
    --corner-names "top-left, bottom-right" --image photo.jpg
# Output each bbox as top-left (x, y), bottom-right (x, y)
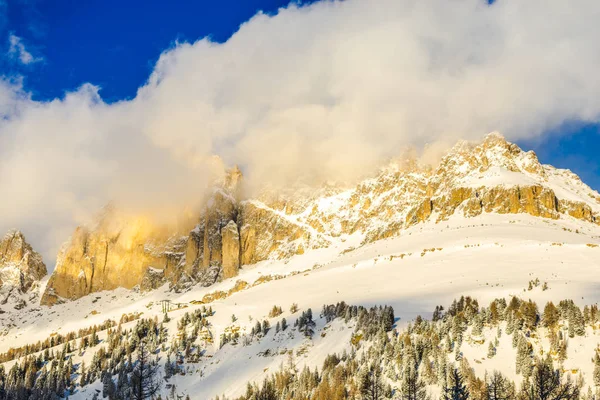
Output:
top-left (13, 132), bottom-right (599, 306)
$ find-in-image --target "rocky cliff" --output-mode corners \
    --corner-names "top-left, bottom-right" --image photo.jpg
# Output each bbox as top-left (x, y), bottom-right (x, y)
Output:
top-left (0, 230), bottom-right (47, 308)
top-left (40, 133), bottom-right (600, 305)
top-left (40, 208), bottom-right (190, 305)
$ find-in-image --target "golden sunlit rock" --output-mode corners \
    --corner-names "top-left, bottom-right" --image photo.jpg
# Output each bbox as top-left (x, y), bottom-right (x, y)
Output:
top-left (40, 135), bottom-right (600, 306)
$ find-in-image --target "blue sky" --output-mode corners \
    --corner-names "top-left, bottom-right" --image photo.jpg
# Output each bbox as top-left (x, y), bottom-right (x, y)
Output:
top-left (520, 125), bottom-right (600, 191)
top-left (1, 0), bottom-right (317, 102)
top-left (3, 0), bottom-right (598, 191)
top-left (1, 0), bottom-right (600, 261)
top-left (1, 0), bottom-right (599, 190)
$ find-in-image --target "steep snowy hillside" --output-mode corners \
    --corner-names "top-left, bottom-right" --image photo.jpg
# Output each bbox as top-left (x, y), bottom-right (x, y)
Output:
top-left (1, 209), bottom-right (600, 399)
top-left (2, 133), bottom-right (600, 399)
top-left (40, 133), bottom-right (600, 307)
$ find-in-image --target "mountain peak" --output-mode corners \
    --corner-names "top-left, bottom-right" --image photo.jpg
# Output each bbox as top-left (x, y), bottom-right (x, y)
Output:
top-left (0, 229), bottom-right (47, 296)
top-left (482, 131), bottom-right (507, 145)
top-left (1, 230), bottom-right (30, 262)
top-left (224, 165), bottom-right (243, 192)
top-left (39, 133), bottom-right (600, 306)
top-left (2, 229), bottom-right (25, 242)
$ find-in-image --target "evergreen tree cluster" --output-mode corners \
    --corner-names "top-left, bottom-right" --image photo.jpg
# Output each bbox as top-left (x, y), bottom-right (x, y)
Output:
top-left (321, 302), bottom-right (395, 339)
top-left (0, 315), bottom-right (165, 400)
top-left (269, 306), bottom-right (284, 318)
top-left (0, 318), bottom-right (129, 364)
top-left (2, 294), bottom-right (599, 400)
top-left (295, 309), bottom-right (316, 338)
top-left (212, 296), bottom-right (593, 400)
top-left (0, 350), bottom-right (75, 400)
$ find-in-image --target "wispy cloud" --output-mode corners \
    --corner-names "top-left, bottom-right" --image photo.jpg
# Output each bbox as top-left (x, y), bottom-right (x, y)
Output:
top-left (8, 33), bottom-right (42, 64)
top-left (1, 0), bottom-right (600, 263)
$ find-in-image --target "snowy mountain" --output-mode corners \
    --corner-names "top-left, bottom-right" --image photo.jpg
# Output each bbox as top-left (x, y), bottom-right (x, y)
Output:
top-left (40, 132), bottom-right (600, 306)
top-left (0, 230), bottom-right (47, 311)
top-left (1, 133), bottom-right (600, 399)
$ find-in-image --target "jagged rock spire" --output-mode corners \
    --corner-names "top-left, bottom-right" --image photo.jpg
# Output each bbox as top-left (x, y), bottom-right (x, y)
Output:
top-left (0, 230), bottom-right (47, 294)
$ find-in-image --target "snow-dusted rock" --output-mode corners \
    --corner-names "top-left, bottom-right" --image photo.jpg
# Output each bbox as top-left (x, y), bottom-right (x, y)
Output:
top-left (0, 230), bottom-right (46, 294)
top-left (41, 133), bottom-right (600, 305)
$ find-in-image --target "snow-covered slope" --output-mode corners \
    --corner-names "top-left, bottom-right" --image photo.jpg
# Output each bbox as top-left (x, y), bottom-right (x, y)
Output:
top-left (2, 133), bottom-right (600, 399)
top-left (2, 209), bottom-right (600, 398)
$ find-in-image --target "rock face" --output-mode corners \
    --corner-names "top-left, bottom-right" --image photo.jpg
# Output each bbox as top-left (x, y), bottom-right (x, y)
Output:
top-left (221, 220), bottom-right (240, 279)
top-left (40, 209), bottom-right (188, 306)
top-left (172, 175), bottom-right (242, 290)
top-left (0, 231), bottom-right (47, 303)
top-left (237, 200), bottom-right (329, 265)
top-left (41, 168), bottom-right (244, 305)
top-left (41, 133), bottom-right (600, 305)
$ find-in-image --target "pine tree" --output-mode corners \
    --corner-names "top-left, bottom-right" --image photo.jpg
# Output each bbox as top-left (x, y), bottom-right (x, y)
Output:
top-left (130, 339), bottom-right (159, 400)
top-left (520, 301), bottom-right (538, 331)
top-left (401, 363), bottom-right (428, 400)
top-left (571, 306), bottom-right (586, 337)
top-left (505, 313), bottom-right (515, 335)
top-left (487, 342), bottom-right (496, 359)
top-left (433, 306), bottom-right (444, 322)
top-left (299, 309), bottom-right (316, 338)
top-left (516, 335), bottom-right (533, 377)
top-left (557, 338), bottom-right (568, 364)
top-left (164, 354), bottom-right (173, 379)
top-left (116, 368), bottom-right (129, 398)
top-left (444, 368), bottom-right (469, 400)
top-left (254, 320), bottom-right (262, 337)
top-left (0, 365), bottom-right (5, 399)
top-left (486, 371), bottom-right (514, 400)
top-left (262, 320), bottom-right (270, 335)
top-left (102, 373), bottom-right (116, 399)
top-left (568, 319), bottom-right (575, 338)
top-left (360, 364), bottom-right (387, 400)
top-left (80, 360), bottom-right (88, 387)
top-left (24, 366), bottom-right (35, 390)
top-left (512, 331), bottom-right (519, 349)
top-left (472, 315), bottom-right (484, 337)
top-left (257, 377), bottom-right (277, 399)
top-left (521, 356), bottom-right (579, 400)
top-left (593, 352), bottom-right (600, 387)
top-left (455, 343), bottom-right (462, 362)
top-left (452, 315), bottom-right (465, 343)
top-left (542, 303), bottom-right (559, 329)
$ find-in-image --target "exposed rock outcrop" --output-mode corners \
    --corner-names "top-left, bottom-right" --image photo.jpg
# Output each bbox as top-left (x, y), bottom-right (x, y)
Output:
top-left (0, 230), bottom-right (46, 291)
top-left (422, 184), bottom-right (561, 222)
top-left (0, 231), bottom-right (47, 306)
top-left (238, 200), bottom-right (329, 265)
top-left (355, 133), bottom-right (599, 240)
top-left (40, 133), bottom-right (600, 305)
top-left (221, 220), bottom-right (240, 279)
top-left (140, 267), bottom-right (166, 292)
top-left (42, 168), bottom-right (245, 305)
top-left (40, 210), bottom-right (187, 306)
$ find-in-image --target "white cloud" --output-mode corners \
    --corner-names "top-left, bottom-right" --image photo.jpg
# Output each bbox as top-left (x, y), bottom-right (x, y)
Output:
top-left (8, 33), bottom-right (42, 65)
top-left (1, 0), bottom-right (600, 264)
